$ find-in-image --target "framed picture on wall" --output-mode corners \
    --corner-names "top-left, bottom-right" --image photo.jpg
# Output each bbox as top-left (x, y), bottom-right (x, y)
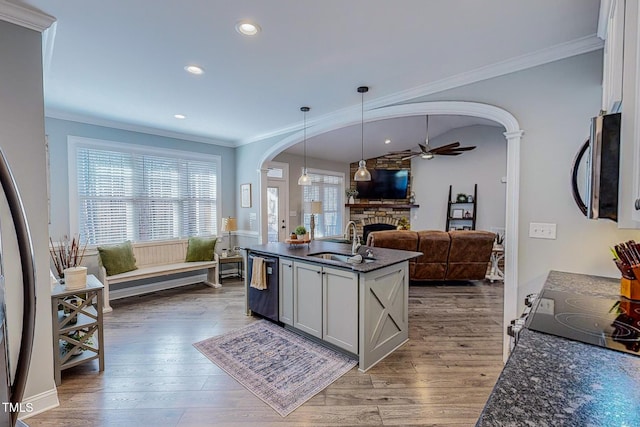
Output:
top-left (241, 183), bottom-right (252, 208)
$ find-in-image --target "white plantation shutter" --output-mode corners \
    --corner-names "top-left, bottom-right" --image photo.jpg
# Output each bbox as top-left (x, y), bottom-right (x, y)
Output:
top-left (182, 160), bottom-right (218, 237)
top-left (73, 140), bottom-right (219, 245)
top-left (302, 169), bottom-right (344, 238)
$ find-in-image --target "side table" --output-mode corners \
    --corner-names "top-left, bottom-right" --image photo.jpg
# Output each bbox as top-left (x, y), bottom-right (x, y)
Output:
top-left (51, 274), bottom-right (105, 385)
top-left (219, 254), bottom-right (244, 282)
top-left (486, 245), bottom-right (505, 282)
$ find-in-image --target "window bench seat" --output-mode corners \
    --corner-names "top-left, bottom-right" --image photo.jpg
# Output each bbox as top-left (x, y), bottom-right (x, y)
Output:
top-left (97, 239), bottom-right (220, 312)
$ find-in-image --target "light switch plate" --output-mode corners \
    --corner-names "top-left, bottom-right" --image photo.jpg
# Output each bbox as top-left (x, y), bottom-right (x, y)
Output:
top-left (529, 222), bottom-right (557, 239)
top-left (290, 210), bottom-right (297, 217)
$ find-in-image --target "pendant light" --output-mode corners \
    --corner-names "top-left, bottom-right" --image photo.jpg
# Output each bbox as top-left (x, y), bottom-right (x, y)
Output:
top-left (297, 106), bottom-right (311, 186)
top-left (354, 86), bottom-right (371, 181)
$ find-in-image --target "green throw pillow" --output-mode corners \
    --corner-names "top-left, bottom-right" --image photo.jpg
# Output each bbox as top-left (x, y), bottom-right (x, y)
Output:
top-left (97, 241), bottom-right (137, 276)
top-left (185, 237), bottom-right (217, 262)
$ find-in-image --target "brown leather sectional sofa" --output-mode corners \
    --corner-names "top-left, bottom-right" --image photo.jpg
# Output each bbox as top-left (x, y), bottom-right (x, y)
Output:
top-left (366, 230), bottom-right (496, 281)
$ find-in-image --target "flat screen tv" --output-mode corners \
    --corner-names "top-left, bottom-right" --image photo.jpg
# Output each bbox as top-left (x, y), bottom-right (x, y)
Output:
top-left (356, 169), bottom-right (409, 199)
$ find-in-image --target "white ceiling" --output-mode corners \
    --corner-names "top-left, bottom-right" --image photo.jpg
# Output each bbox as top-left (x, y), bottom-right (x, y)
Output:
top-left (24, 0), bottom-right (601, 161)
top-left (287, 114), bottom-right (502, 163)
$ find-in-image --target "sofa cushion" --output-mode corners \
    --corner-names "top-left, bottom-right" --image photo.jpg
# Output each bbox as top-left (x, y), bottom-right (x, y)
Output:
top-left (446, 230), bottom-right (495, 280)
top-left (366, 230), bottom-right (418, 252)
top-left (413, 230), bottom-right (451, 281)
top-left (185, 236), bottom-right (217, 262)
top-left (416, 231), bottom-right (450, 263)
top-left (97, 241), bottom-right (137, 276)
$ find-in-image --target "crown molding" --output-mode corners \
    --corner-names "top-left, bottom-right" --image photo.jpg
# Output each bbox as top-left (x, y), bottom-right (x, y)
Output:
top-left (239, 34), bottom-right (603, 146)
top-left (45, 109), bottom-right (237, 147)
top-left (0, 0), bottom-right (55, 32)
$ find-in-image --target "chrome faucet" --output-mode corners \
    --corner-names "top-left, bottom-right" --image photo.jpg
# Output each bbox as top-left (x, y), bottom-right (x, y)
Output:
top-left (344, 221), bottom-right (361, 254)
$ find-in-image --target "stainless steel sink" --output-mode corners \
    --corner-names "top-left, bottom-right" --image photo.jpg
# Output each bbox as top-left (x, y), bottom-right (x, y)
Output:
top-left (308, 252), bottom-right (375, 264)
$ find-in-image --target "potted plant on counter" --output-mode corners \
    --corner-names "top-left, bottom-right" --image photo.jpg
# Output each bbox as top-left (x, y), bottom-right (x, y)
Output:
top-left (295, 225), bottom-right (308, 240)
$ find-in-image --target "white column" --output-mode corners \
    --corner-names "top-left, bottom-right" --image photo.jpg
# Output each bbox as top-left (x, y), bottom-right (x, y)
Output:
top-left (502, 129), bottom-right (523, 362)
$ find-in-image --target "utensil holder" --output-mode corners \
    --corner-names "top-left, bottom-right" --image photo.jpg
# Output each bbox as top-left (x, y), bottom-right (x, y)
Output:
top-left (620, 277), bottom-right (640, 301)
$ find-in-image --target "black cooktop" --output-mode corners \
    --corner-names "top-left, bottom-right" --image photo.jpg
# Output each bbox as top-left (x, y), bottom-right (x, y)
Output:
top-left (526, 288), bottom-right (640, 356)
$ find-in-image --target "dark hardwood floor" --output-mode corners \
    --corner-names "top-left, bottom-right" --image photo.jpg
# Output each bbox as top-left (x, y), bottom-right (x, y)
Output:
top-left (27, 278), bottom-right (504, 427)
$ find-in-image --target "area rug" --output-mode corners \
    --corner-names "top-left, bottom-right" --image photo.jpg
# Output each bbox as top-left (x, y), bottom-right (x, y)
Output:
top-left (193, 320), bottom-right (357, 417)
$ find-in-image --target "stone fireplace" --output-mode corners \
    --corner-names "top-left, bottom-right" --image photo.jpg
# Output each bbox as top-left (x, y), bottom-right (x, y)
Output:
top-left (361, 217), bottom-right (399, 243)
top-left (347, 156), bottom-right (414, 240)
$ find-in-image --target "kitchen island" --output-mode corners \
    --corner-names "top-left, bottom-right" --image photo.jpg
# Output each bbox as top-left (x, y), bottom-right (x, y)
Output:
top-left (477, 271), bottom-right (640, 426)
top-left (244, 241), bottom-right (421, 372)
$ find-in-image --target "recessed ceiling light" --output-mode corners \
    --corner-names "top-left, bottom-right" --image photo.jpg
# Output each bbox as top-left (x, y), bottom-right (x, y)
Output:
top-left (174, 114), bottom-right (186, 119)
top-left (236, 20), bottom-right (261, 36)
top-left (184, 65), bottom-right (204, 75)
top-left (384, 139), bottom-right (391, 144)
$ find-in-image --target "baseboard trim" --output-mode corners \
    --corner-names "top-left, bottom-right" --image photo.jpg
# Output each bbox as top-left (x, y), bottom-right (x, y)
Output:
top-left (110, 273), bottom-right (208, 300)
top-left (18, 386), bottom-right (59, 420)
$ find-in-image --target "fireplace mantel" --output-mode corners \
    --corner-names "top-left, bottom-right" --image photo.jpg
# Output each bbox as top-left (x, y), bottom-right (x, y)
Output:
top-left (345, 203), bottom-right (419, 208)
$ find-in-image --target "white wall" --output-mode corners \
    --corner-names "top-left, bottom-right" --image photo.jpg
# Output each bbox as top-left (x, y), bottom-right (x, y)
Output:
top-left (0, 20), bottom-right (56, 407)
top-left (412, 50), bottom-right (640, 304)
top-left (411, 125), bottom-right (507, 232)
top-left (235, 50), bottom-right (640, 312)
top-left (272, 151), bottom-right (350, 229)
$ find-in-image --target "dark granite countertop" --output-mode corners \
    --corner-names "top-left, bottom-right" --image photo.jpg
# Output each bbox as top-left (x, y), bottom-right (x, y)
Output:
top-left (477, 270), bottom-right (640, 426)
top-left (243, 241), bottom-right (421, 273)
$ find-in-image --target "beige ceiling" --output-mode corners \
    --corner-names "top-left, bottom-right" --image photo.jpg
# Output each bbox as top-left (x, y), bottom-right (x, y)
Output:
top-left (25, 0), bottom-right (601, 160)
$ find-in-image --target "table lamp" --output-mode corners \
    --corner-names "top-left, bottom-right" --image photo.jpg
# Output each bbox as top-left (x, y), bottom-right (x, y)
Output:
top-left (310, 201), bottom-right (322, 240)
top-left (221, 217), bottom-right (237, 253)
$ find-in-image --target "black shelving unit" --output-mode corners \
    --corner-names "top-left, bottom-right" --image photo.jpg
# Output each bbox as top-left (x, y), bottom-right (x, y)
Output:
top-left (446, 184), bottom-right (477, 231)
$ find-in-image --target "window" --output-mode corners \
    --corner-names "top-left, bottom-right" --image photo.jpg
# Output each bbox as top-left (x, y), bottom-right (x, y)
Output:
top-left (266, 166), bottom-right (284, 179)
top-left (68, 137), bottom-right (220, 245)
top-left (301, 169), bottom-right (345, 238)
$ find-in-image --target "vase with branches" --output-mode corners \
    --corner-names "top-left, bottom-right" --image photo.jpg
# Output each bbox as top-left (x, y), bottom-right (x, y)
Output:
top-left (49, 234), bottom-right (87, 279)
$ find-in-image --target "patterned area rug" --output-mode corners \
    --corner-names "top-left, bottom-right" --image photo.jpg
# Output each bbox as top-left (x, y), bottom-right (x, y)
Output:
top-left (193, 320), bottom-right (357, 417)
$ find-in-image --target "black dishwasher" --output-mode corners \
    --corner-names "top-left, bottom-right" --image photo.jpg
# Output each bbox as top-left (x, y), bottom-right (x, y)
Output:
top-left (248, 254), bottom-right (279, 323)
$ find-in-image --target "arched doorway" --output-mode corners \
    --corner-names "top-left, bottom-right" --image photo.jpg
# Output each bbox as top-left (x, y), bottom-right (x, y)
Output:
top-left (258, 101), bottom-right (522, 361)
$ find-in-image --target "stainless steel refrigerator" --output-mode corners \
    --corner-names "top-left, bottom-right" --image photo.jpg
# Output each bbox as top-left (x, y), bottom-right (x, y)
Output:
top-left (0, 149), bottom-right (37, 427)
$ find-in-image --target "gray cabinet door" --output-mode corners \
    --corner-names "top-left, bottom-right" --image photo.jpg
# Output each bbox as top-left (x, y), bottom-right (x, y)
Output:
top-left (323, 266), bottom-right (358, 353)
top-left (293, 262), bottom-right (323, 338)
top-left (279, 258), bottom-right (294, 326)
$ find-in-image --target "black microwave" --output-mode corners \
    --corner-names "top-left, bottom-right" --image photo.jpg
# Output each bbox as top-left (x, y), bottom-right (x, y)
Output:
top-left (571, 112), bottom-right (621, 221)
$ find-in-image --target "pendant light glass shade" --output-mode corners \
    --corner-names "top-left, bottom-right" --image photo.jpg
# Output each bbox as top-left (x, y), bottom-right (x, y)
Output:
top-left (354, 86), bottom-right (371, 182)
top-left (354, 159), bottom-right (371, 181)
top-left (297, 170), bottom-right (311, 185)
top-left (298, 106), bottom-right (311, 186)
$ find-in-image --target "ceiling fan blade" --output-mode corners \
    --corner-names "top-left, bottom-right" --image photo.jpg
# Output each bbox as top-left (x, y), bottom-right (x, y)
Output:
top-left (389, 151), bottom-right (420, 157)
top-left (387, 149), bottom-right (415, 154)
top-left (434, 147), bottom-right (475, 155)
top-left (435, 152), bottom-right (462, 156)
top-left (451, 146), bottom-right (476, 151)
top-left (418, 143), bottom-right (429, 153)
top-left (430, 142), bottom-right (460, 152)
top-left (401, 154), bottom-right (420, 160)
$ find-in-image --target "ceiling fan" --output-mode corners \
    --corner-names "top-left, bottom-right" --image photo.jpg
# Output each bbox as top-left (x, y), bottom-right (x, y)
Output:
top-left (386, 115), bottom-right (476, 160)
